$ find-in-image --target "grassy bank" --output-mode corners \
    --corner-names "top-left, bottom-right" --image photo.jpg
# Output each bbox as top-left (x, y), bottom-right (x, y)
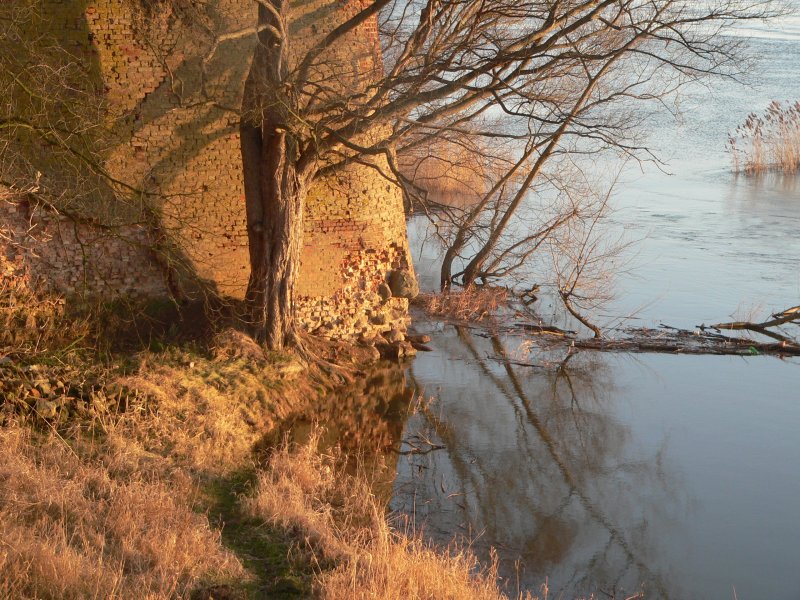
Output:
top-left (0, 284), bottom-right (536, 598)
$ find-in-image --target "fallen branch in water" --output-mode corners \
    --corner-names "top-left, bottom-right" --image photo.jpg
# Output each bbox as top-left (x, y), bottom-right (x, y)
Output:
top-left (505, 304), bottom-right (800, 358)
top-left (567, 304), bottom-right (800, 356)
top-left (709, 305), bottom-right (800, 344)
top-left (570, 329), bottom-right (800, 356)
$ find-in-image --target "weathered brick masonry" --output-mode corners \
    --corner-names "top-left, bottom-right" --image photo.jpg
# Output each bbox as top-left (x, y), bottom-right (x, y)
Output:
top-left (1, 0), bottom-right (415, 340)
top-left (0, 196), bottom-right (169, 299)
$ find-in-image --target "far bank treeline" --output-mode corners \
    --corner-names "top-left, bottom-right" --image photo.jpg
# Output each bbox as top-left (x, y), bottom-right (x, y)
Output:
top-left (1, 0), bottom-right (785, 347)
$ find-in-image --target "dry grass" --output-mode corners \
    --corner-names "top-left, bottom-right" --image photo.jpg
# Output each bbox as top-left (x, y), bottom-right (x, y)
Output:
top-left (0, 253), bottom-right (91, 361)
top-left (114, 337), bottom-right (307, 474)
top-left (417, 285), bottom-right (510, 322)
top-left (0, 424), bottom-right (246, 600)
top-left (244, 433), bottom-right (535, 600)
top-left (728, 100), bottom-right (800, 175)
top-left (0, 324), bottom-right (312, 598)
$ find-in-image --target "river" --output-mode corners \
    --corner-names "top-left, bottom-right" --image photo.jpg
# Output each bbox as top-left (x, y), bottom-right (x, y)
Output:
top-left (390, 8), bottom-right (800, 600)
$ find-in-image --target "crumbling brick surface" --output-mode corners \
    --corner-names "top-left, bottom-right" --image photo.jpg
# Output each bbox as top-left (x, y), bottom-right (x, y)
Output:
top-left (0, 197), bottom-right (168, 299)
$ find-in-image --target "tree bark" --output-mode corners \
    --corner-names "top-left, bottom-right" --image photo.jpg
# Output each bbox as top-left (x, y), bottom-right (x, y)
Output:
top-left (241, 121), bottom-right (305, 350)
top-left (240, 0), bottom-right (306, 350)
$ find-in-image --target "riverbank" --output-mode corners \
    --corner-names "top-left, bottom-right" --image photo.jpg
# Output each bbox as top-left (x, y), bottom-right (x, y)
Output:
top-left (0, 298), bottom-right (534, 599)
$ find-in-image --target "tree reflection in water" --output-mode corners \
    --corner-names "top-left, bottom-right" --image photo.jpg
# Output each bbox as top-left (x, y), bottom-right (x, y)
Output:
top-left (391, 326), bottom-right (688, 599)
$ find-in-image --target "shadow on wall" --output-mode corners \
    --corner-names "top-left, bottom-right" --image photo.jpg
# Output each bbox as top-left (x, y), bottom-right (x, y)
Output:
top-left (1, 0), bottom-right (255, 302)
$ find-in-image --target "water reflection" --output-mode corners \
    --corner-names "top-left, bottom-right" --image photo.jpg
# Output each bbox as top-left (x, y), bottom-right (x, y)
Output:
top-left (270, 365), bottom-right (415, 497)
top-left (391, 326), bottom-right (687, 599)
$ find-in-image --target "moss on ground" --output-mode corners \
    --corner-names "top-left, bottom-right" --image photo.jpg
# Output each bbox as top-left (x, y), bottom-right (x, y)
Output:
top-left (202, 470), bottom-right (310, 599)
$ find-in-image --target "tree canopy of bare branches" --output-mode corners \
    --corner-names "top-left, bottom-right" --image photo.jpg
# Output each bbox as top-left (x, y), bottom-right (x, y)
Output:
top-left (240, 0), bottom-right (782, 349)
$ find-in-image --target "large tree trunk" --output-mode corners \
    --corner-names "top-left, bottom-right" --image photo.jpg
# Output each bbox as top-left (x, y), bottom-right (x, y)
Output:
top-left (241, 121), bottom-right (305, 350)
top-left (240, 0), bottom-right (306, 350)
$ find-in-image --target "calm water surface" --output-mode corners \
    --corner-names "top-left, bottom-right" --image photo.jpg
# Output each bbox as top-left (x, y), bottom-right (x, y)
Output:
top-left (392, 12), bottom-right (800, 600)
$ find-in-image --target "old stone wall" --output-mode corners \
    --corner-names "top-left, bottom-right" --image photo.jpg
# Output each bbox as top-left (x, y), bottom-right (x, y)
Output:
top-left (0, 194), bottom-right (168, 299)
top-left (2, 0), bottom-right (415, 340)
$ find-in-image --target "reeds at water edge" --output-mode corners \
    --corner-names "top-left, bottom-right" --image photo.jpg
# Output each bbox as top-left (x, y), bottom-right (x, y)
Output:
top-left (728, 100), bottom-right (800, 175)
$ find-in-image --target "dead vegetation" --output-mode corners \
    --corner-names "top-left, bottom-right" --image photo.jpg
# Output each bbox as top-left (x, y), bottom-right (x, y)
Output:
top-left (0, 284), bottom-right (313, 599)
top-left (565, 326), bottom-right (800, 357)
top-left (245, 432), bottom-right (536, 600)
top-left (728, 100), bottom-right (800, 175)
top-left (0, 253), bottom-right (92, 362)
top-left (503, 304), bottom-right (800, 360)
top-left (0, 424), bottom-right (246, 600)
top-left (416, 286), bottom-right (510, 323)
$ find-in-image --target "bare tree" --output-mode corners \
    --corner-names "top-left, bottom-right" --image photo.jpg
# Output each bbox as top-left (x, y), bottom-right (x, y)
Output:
top-left (240, 0), bottom-right (781, 350)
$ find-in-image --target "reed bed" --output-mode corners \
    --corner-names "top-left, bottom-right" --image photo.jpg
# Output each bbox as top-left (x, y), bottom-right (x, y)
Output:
top-left (398, 138), bottom-right (513, 209)
top-left (728, 100), bottom-right (800, 175)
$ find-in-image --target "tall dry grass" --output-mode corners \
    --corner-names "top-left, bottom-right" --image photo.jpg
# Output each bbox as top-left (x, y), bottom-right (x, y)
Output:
top-left (728, 100), bottom-right (800, 175)
top-left (0, 424), bottom-right (246, 600)
top-left (244, 433), bottom-right (535, 600)
top-left (0, 322), bottom-right (309, 598)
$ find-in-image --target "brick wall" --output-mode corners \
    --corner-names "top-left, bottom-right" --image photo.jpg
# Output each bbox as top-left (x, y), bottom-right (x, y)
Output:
top-left (3, 0), bottom-right (415, 340)
top-left (0, 195), bottom-right (168, 299)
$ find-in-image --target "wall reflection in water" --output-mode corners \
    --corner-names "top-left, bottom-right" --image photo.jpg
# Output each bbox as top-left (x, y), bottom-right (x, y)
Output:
top-left (270, 365), bottom-right (416, 496)
top-left (391, 326), bottom-right (688, 599)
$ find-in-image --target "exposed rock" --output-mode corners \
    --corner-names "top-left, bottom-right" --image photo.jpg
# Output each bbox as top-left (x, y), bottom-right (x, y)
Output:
top-left (35, 381), bottom-right (53, 396)
top-left (351, 344), bottom-right (381, 363)
top-left (370, 313), bottom-right (387, 326)
top-left (397, 341), bottom-right (417, 359)
top-left (376, 341), bottom-right (417, 361)
top-left (358, 329), bottom-right (378, 344)
top-left (384, 329), bottom-right (404, 344)
top-left (377, 282), bottom-right (392, 301)
top-left (408, 334), bottom-right (431, 344)
top-left (375, 342), bottom-right (399, 361)
top-left (387, 269), bottom-right (419, 300)
top-left (410, 342), bottom-right (433, 352)
top-left (34, 398), bottom-right (58, 419)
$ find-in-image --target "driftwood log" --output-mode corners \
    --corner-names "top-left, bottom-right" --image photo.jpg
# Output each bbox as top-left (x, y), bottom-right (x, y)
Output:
top-left (518, 305), bottom-right (800, 357)
top-left (570, 329), bottom-right (800, 356)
